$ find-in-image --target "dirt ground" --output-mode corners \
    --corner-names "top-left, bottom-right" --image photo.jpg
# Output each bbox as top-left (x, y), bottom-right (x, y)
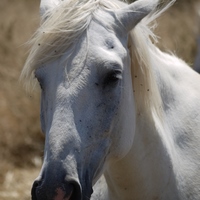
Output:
top-left (0, 0), bottom-right (199, 199)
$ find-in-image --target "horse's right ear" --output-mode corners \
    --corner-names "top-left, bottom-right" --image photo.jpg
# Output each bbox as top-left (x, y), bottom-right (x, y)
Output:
top-left (40, 0), bottom-right (61, 17)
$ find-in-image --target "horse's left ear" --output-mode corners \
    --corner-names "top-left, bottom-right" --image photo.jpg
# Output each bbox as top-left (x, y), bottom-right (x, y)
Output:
top-left (115, 0), bottom-right (159, 32)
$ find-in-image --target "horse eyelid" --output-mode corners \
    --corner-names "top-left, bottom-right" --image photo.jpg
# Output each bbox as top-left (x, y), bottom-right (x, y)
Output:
top-left (104, 69), bottom-right (122, 87)
top-left (110, 68), bottom-right (123, 79)
top-left (113, 69), bottom-right (122, 78)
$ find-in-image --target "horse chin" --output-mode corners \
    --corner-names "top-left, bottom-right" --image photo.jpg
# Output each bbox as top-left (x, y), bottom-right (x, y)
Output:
top-left (81, 187), bottom-right (93, 200)
top-left (78, 175), bottom-right (94, 200)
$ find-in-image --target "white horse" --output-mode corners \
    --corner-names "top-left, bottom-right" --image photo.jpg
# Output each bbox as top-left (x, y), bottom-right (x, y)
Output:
top-left (21, 0), bottom-right (200, 199)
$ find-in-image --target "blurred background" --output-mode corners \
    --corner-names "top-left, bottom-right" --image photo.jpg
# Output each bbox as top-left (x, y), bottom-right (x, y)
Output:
top-left (0, 0), bottom-right (199, 199)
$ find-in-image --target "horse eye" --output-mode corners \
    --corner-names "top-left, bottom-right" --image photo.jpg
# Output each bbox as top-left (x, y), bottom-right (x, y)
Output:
top-left (104, 69), bottom-right (122, 86)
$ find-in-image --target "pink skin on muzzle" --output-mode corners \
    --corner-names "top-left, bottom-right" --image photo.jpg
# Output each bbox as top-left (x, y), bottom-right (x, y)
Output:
top-left (54, 187), bottom-right (73, 200)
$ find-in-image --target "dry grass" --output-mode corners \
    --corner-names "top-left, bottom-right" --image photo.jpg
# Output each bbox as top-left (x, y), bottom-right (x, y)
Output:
top-left (0, 168), bottom-right (40, 200)
top-left (0, 0), bottom-right (199, 199)
top-left (0, 0), bottom-right (44, 199)
top-left (156, 0), bottom-right (199, 65)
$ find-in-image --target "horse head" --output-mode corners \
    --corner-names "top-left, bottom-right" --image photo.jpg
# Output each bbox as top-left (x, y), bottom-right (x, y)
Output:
top-left (26, 0), bottom-right (158, 199)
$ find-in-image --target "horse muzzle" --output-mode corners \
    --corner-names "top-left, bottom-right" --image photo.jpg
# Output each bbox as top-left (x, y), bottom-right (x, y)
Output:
top-left (31, 177), bottom-right (82, 200)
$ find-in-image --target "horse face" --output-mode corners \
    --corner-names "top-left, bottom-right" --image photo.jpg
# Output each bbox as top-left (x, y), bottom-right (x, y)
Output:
top-left (32, 13), bottom-right (135, 200)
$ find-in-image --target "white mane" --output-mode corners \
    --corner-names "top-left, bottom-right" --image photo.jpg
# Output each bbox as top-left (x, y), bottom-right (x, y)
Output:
top-left (21, 0), bottom-right (175, 119)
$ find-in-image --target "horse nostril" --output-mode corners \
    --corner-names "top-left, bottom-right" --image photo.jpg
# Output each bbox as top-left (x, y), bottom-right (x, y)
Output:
top-left (64, 180), bottom-right (82, 200)
top-left (31, 180), bottom-right (41, 200)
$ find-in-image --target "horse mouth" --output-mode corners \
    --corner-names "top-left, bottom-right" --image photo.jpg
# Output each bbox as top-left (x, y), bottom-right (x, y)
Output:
top-left (54, 186), bottom-right (73, 200)
top-left (54, 183), bottom-right (93, 200)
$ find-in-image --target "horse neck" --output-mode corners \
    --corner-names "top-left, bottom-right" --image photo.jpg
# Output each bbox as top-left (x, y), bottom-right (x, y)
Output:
top-left (104, 112), bottom-right (178, 200)
top-left (104, 48), bottom-right (179, 200)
